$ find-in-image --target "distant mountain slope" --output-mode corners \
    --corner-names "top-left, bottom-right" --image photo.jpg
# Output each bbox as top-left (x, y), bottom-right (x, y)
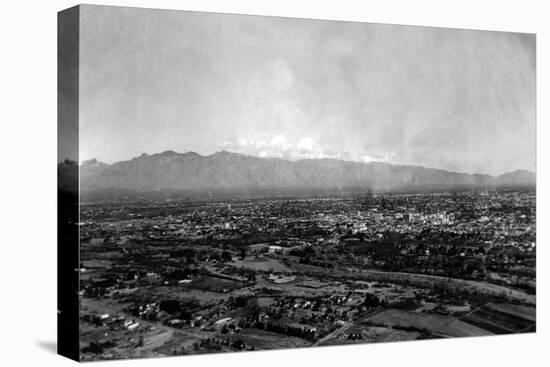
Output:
top-left (75, 151), bottom-right (535, 196)
top-left (494, 169), bottom-right (536, 187)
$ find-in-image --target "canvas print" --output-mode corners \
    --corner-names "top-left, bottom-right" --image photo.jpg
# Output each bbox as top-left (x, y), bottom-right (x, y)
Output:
top-left (58, 5), bottom-right (536, 362)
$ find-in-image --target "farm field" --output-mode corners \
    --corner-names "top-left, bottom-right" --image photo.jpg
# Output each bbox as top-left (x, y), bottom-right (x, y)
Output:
top-left (231, 258), bottom-right (291, 273)
top-left (227, 328), bottom-right (311, 350)
top-left (460, 303), bottom-right (536, 334)
top-left (364, 309), bottom-right (493, 337)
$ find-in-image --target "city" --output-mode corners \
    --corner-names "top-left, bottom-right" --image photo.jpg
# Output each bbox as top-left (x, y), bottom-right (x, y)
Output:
top-left (78, 189), bottom-right (535, 360)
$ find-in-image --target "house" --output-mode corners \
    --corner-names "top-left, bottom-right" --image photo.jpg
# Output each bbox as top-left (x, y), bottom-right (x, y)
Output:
top-left (127, 322), bottom-right (140, 331)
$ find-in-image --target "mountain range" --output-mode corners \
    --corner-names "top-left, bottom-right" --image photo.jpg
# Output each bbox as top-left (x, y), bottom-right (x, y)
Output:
top-left (58, 151), bottom-right (536, 200)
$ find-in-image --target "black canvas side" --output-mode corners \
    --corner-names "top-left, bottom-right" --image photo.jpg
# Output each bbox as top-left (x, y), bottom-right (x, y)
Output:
top-left (57, 5), bottom-right (80, 362)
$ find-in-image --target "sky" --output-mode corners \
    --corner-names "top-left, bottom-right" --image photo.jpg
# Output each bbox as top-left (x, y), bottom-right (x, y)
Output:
top-left (77, 5), bottom-right (536, 175)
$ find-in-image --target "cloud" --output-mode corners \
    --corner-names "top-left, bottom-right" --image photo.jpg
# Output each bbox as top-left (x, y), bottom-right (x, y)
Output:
top-left (219, 135), bottom-right (391, 164)
top-left (297, 137), bottom-right (314, 153)
top-left (270, 134), bottom-right (291, 149)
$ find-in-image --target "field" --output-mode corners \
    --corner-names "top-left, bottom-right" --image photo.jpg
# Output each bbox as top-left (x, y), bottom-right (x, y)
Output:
top-left (231, 257), bottom-right (291, 273)
top-left (147, 286), bottom-right (233, 303)
top-left (186, 276), bottom-right (248, 293)
top-left (460, 303), bottom-right (536, 334)
top-left (318, 324), bottom-right (421, 346)
top-left (364, 309), bottom-right (492, 337)
top-left (227, 328), bottom-right (311, 350)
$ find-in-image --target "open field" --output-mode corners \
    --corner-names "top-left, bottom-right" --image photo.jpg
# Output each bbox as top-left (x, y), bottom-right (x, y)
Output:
top-left (227, 328), bottom-right (311, 350)
top-left (147, 287), bottom-right (233, 303)
top-left (364, 309), bottom-right (493, 337)
top-left (460, 303), bottom-right (536, 334)
top-left (231, 258), bottom-right (291, 273)
top-left (186, 275), bottom-right (248, 292)
top-left (318, 324), bottom-right (421, 346)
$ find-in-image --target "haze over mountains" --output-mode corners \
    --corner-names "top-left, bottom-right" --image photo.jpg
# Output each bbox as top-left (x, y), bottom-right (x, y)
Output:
top-left (60, 151), bottom-right (536, 200)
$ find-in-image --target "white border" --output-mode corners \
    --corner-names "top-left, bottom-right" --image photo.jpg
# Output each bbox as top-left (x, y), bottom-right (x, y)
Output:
top-left (1, 1), bottom-right (547, 366)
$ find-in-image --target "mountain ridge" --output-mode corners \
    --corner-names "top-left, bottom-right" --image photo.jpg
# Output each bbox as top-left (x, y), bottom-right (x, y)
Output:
top-left (67, 151), bottom-right (535, 198)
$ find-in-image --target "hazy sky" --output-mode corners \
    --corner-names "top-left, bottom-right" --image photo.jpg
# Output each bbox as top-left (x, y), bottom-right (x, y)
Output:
top-left (79, 5), bottom-right (535, 175)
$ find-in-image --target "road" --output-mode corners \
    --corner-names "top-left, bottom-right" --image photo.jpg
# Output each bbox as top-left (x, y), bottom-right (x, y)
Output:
top-left (312, 309), bottom-right (381, 347)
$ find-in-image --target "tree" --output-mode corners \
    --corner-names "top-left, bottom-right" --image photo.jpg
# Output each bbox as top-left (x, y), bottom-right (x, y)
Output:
top-left (160, 299), bottom-right (181, 314)
top-left (221, 250), bottom-right (232, 262)
top-left (363, 292), bottom-right (380, 308)
top-left (232, 339), bottom-right (245, 350)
